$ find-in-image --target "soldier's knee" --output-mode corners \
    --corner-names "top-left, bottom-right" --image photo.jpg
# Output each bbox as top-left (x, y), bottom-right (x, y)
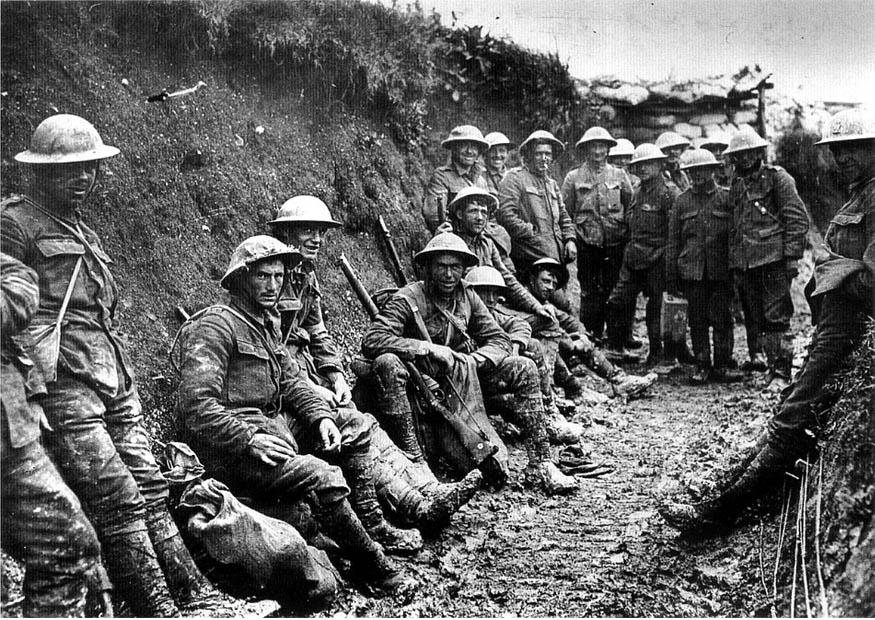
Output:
top-left (336, 407), bottom-right (374, 451)
top-left (501, 355), bottom-right (540, 392)
top-left (372, 353), bottom-right (408, 390)
top-left (295, 455), bottom-right (350, 509)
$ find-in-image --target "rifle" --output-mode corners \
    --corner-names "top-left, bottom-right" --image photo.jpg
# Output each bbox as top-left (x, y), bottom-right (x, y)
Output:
top-left (338, 253), bottom-right (497, 465)
top-left (377, 215), bottom-right (408, 287)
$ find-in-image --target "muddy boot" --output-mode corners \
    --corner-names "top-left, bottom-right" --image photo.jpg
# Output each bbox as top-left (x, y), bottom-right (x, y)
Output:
top-left (711, 366), bottom-right (744, 383)
top-left (319, 500), bottom-right (416, 596)
top-left (689, 364), bottom-right (712, 385)
top-left (610, 369), bottom-right (657, 399)
top-left (101, 526), bottom-right (180, 617)
top-left (545, 405), bottom-right (584, 445)
top-left (659, 443), bottom-right (801, 534)
top-left (523, 461), bottom-right (578, 495)
top-left (377, 391), bottom-right (425, 464)
top-left (760, 333), bottom-right (792, 392)
top-left (412, 469), bottom-right (483, 529)
top-left (518, 395), bottom-right (577, 495)
top-left (345, 453), bottom-right (423, 556)
top-left (741, 352), bottom-right (768, 372)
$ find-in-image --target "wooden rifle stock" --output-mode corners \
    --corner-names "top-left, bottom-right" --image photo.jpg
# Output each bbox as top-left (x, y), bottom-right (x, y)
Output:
top-left (377, 215), bottom-right (408, 287)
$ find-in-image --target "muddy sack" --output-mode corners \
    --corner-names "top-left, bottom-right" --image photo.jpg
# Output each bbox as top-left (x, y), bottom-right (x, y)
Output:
top-left (177, 478), bottom-right (339, 603)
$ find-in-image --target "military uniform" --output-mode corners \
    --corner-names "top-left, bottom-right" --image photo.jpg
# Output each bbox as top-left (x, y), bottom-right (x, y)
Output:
top-left (664, 167), bottom-right (691, 193)
top-left (607, 174), bottom-right (681, 355)
top-left (422, 163), bottom-right (490, 233)
top-left (561, 162), bottom-right (634, 338)
top-left (666, 180), bottom-right (735, 370)
top-left (1, 252), bottom-right (103, 617)
top-left (729, 163), bottom-right (809, 378)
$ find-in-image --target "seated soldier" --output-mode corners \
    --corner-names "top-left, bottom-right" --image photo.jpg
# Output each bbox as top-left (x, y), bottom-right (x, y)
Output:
top-left (268, 196), bottom-right (481, 534)
top-left (464, 265), bottom-right (584, 445)
top-left (524, 258), bottom-right (657, 400)
top-left (360, 233), bottom-right (578, 495)
top-left (173, 236), bottom-right (412, 595)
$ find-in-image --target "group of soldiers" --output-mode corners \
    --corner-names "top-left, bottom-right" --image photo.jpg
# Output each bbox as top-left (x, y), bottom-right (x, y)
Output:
top-left (1, 105), bottom-right (872, 615)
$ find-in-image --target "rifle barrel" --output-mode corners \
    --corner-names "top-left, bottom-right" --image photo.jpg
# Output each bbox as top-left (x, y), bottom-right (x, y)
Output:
top-left (338, 253), bottom-right (380, 320)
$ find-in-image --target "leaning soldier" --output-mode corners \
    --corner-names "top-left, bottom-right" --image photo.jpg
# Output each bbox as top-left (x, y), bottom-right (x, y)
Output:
top-left (665, 150), bottom-right (744, 384)
top-left (660, 109), bottom-right (875, 532)
top-left (606, 143), bottom-right (681, 369)
top-left (361, 233), bottom-right (578, 495)
top-left (1, 252), bottom-right (108, 617)
top-left (655, 131), bottom-right (692, 192)
top-left (173, 236), bottom-right (413, 594)
top-left (561, 126), bottom-right (636, 353)
top-left (2, 114), bottom-right (231, 616)
top-left (725, 125), bottom-right (809, 391)
top-left (422, 125), bottom-right (490, 233)
top-left (268, 195), bottom-right (481, 539)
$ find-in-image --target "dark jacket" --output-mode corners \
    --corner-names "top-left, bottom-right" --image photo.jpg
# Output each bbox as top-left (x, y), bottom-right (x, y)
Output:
top-left (625, 175), bottom-right (681, 269)
top-left (561, 162), bottom-right (633, 247)
top-left (666, 181), bottom-right (733, 282)
top-left (489, 304), bottom-right (532, 347)
top-left (423, 163), bottom-right (489, 233)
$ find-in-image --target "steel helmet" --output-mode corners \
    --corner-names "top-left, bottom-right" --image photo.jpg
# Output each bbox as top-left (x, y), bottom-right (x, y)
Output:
top-left (441, 125), bottom-right (489, 150)
top-left (723, 126), bottom-right (769, 155)
top-left (700, 132), bottom-right (730, 151)
top-left (608, 138), bottom-right (635, 158)
top-left (484, 132), bottom-right (513, 149)
top-left (679, 148), bottom-right (721, 170)
top-left (815, 109), bottom-right (875, 145)
top-left (575, 126), bottom-right (617, 149)
top-left (15, 114), bottom-right (120, 165)
top-left (269, 195), bottom-right (341, 228)
top-left (447, 186), bottom-right (499, 216)
top-left (531, 257), bottom-right (570, 288)
top-left (518, 130), bottom-right (565, 155)
top-left (629, 143), bottom-right (667, 165)
top-left (465, 265), bottom-right (507, 289)
top-left (413, 232), bottom-right (479, 268)
top-left (221, 235), bottom-right (302, 289)
top-left (655, 132), bottom-right (690, 152)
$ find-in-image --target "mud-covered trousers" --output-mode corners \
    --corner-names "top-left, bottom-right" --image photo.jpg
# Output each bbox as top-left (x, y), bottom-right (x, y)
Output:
top-left (738, 260), bottom-right (795, 375)
top-left (606, 260), bottom-right (664, 352)
top-left (1, 432), bottom-right (102, 617)
top-left (683, 279), bottom-right (733, 368)
top-left (766, 290), bottom-right (870, 455)
top-left (577, 241), bottom-right (627, 340)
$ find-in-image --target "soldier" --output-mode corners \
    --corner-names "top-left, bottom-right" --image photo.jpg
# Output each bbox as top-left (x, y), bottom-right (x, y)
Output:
top-left (660, 109), bottom-right (875, 532)
top-left (173, 236), bottom-right (413, 594)
top-left (2, 114), bottom-right (231, 616)
top-left (608, 138), bottom-right (637, 188)
top-left (655, 131), bottom-right (692, 192)
top-left (524, 258), bottom-right (657, 400)
top-left (497, 129), bottom-right (577, 285)
top-left (1, 252), bottom-right (108, 617)
top-left (606, 143), bottom-right (681, 368)
top-left (665, 150), bottom-right (744, 384)
top-left (268, 195), bottom-right (481, 537)
top-left (361, 233), bottom-right (578, 495)
top-left (483, 131), bottom-right (513, 196)
top-left (725, 126), bottom-right (809, 391)
top-left (699, 133), bottom-right (732, 188)
top-left (422, 125), bottom-right (490, 233)
top-left (561, 126), bottom-right (636, 351)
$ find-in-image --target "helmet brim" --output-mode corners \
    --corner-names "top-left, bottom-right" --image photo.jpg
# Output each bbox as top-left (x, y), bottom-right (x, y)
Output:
top-left (14, 145), bottom-right (120, 165)
top-left (680, 162), bottom-right (722, 170)
top-left (268, 217), bottom-right (343, 228)
top-left (441, 137), bottom-right (489, 151)
top-left (575, 138), bottom-right (618, 149)
top-left (413, 248), bottom-right (479, 269)
top-left (629, 154), bottom-right (667, 165)
top-left (815, 133), bottom-right (875, 146)
top-left (220, 248), bottom-right (303, 289)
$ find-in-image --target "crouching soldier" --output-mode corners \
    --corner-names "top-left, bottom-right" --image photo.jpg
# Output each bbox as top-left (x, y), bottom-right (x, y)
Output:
top-left (268, 196), bottom-right (480, 538)
top-left (525, 258), bottom-right (657, 400)
top-left (660, 109), bottom-right (875, 533)
top-left (2, 252), bottom-right (107, 617)
top-left (665, 150), bottom-right (744, 384)
top-left (360, 233), bottom-right (577, 494)
top-left (173, 236), bottom-right (412, 595)
top-left (2, 114), bottom-right (231, 616)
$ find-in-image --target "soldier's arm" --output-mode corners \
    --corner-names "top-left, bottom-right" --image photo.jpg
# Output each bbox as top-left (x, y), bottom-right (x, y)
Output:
top-left (300, 277), bottom-right (344, 376)
top-left (0, 214), bottom-right (31, 264)
top-left (175, 314), bottom-right (262, 457)
top-left (665, 194), bottom-right (681, 285)
top-left (727, 181), bottom-right (743, 271)
top-left (497, 173), bottom-right (536, 240)
top-left (620, 169), bottom-right (634, 211)
top-left (0, 253), bottom-right (40, 335)
top-left (468, 290), bottom-right (513, 368)
top-left (555, 307), bottom-right (583, 336)
top-left (557, 183), bottom-right (577, 243)
top-left (278, 350), bottom-right (335, 430)
top-left (361, 294), bottom-right (431, 361)
top-left (774, 168), bottom-right (810, 260)
top-left (490, 244), bottom-right (541, 313)
top-left (842, 190), bottom-right (875, 304)
top-left (497, 310), bottom-right (533, 346)
top-left (423, 171), bottom-right (449, 233)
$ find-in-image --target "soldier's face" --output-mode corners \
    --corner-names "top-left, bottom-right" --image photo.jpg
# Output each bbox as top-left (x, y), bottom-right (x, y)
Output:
top-left (688, 167), bottom-right (715, 186)
top-left (527, 144), bottom-right (553, 176)
top-left (286, 225), bottom-right (329, 262)
top-left (36, 161), bottom-right (98, 207)
top-left (731, 148), bottom-right (763, 171)
top-left (457, 200), bottom-right (489, 235)
top-left (428, 254), bottom-right (465, 295)
top-left (585, 142), bottom-right (610, 165)
top-left (475, 287), bottom-right (500, 309)
top-left (702, 145), bottom-right (726, 162)
top-left (830, 141), bottom-right (875, 184)
top-left (608, 155), bottom-right (631, 170)
top-left (242, 259), bottom-right (285, 310)
top-left (632, 160), bottom-right (662, 181)
top-left (486, 145), bottom-right (508, 171)
top-left (530, 269), bottom-right (557, 302)
top-left (663, 145), bottom-right (686, 164)
top-left (452, 141), bottom-right (482, 168)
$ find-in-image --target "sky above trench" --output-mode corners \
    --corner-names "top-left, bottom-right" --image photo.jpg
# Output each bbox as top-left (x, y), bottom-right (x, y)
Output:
top-left (380, 0), bottom-right (875, 106)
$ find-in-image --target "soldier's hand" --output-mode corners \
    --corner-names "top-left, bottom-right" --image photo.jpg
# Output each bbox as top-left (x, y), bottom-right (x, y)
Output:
top-left (312, 383), bottom-right (338, 406)
top-left (427, 343), bottom-right (456, 373)
top-left (317, 419), bottom-right (342, 453)
top-left (329, 373), bottom-right (353, 407)
top-left (785, 259), bottom-right (798, 282)
top-left (435, 221), bottom-right (454, 235)
top-left (564, 240), bottom-right (577, 263)
top-left (248, 433), bottom-right (296, 467)
top-left (535, 303), bottom-right (556, 322)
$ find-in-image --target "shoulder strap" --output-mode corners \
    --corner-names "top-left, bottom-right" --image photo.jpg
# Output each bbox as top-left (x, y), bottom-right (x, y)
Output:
top-left (23, 198), bottom-right (112, 275)
top-left (395, 289), bottom-right (433, 344)
top-left (55, 257), bottom-right (83, 332)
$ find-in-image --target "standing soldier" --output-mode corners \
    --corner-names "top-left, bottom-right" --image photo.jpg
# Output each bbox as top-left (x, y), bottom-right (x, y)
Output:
top-left (480, 131), bottom-right (515, 266)
top-left (497, 129), bottom-right (577, 285)
top-left (725, 126), bottom-right (809, 391)
top-left (173, 236), bottom-right (414, 594)
top-left (606, 143), bottom-right (681, 367)
top-left (608, 138), bottom-right (638, 189)
top-left (1, 252), bottom-right (107, 617)
top-left (655, 131), bottom-right (692, 192)
top-left (561, 126), bottom-right (635, 351)
top-left (422, 125), bottom-right (490, 233)
top-left (660, 109), bottom-right (875, 532)
top-left (2, 114), bottom-right (233, 616)
top-left (699, 133), bottom-right (732, 188)
top-left (665, 150), bottom-right (744, 384)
